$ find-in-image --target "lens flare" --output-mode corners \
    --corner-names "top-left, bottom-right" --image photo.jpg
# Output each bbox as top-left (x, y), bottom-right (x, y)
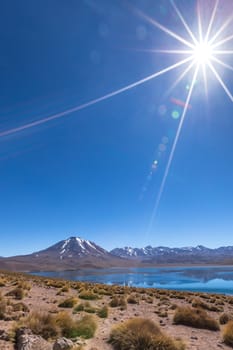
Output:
top-left (140, 0), bottom-right (233, 232)
top-left (1, 0), bottom-right (232, 232)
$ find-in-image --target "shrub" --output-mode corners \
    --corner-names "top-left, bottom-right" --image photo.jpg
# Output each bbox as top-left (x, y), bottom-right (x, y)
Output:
top-left (170, 304), bottom-right (178, 310)
top-left (74, 315), bottom-right (97, 339)
top-left (79, 291), bottom-right (99, 300)
top-left (73, 303), bottom-right (85, 312)
top-left (12, 302), bottom-right (29, 312)
top-left (97, 306), bottom-right (108, 318)
top-left (18, 281), bottom-right (31, 291)
top-left (119, 297), bottom-right (127, 310)
top-left (109, 297), bottom-right (119, 308)
top-left (61, 285), bottom-right (70, 292)
top-left (58, 297), bottom-right (77, 308)
top-left (220, 313), bottom-right (232, 325)
top-left (55, 311), bottom-right (76, 338)
top-left (158, 310), bottom-right (168, 318)
top-left (127, 295), bottom-right (138, 304)
top-left (109, 318), bottom-right (185, 350)
top-left (56, 312), bottom-right (97, 339)
top-left (192, 298), bottom-right (222, 312)
top-left (98, 288), bottom-right (112, 296)
top-left (46, 280), bottom-right (65, 288)
top-left (173, 306), bottom-right (219, 331)
top-left (109, 297), bottom-right (127, 309)
top-left (21, 311), bottom-right (59, 339)
top-left (73, 302), bottom-right (96, 314)
top-left (6, 287), bottom-right (24, 300)
top-left (84, 306), bottom-right (96, 314)
top-left (223, 320), bottom-right (233, 347)
top-left (0, 299), bottom-right (6, 319)
top-left (0, 278), bottom-right (5, 287)
top-left (146, 296), bottom-right (153, 304)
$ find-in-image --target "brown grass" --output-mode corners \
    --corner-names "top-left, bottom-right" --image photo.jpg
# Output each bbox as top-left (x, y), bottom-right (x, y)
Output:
top-left (20, 311), bottom-right (59, 339)
top-left (173, 306), bottom-right (219, 331)
top-left (58, 297), bottom-right (78, 308)
top-left (79, 290), bottom-right (99, 300)
top-left (192, 298), bottom-right (222, 312)
top-left (223, 320), bottom-right (233, 347)
top-left (109, 317), bottom-right (185, 350)
top-left (0, 298), bottom-right (6, 319)
top-left (6, 287), bottom-right (24, 300)
top-left (219, 312), bottom-right (232, 325)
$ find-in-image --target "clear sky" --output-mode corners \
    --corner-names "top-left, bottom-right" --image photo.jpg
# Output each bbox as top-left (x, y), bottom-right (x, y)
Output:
top-left (1, 0), bottom-right (233, 256)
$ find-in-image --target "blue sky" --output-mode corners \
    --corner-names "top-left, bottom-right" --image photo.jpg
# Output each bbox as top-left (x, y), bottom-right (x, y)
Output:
top-left (1, 0), bottom-right (233, 256)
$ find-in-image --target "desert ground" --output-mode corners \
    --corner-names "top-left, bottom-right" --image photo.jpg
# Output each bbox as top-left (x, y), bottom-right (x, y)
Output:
top-left (0, 270), bottom-right (233, 349)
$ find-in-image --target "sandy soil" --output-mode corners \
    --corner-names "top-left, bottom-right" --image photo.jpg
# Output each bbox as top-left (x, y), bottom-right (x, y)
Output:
top-left (0, 270), bottom-right (232, 350)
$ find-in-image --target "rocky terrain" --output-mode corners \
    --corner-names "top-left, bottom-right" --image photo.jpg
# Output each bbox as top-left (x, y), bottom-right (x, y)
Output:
top-left (0, 270), bottom-right (233, 349)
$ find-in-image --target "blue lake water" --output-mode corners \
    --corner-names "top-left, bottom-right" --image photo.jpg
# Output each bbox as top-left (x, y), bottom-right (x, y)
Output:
top-left (32, 266), bottom-right (233, 295)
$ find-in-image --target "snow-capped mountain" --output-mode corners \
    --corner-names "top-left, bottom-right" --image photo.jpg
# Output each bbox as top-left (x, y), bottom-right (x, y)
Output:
top-left (34, 236), bottom-right (108, 259)
top-left (0, 236), bottom-right (129, 272)
top-left (1, 236), bottom-right (233, 272)
top-left (110, 245), bottom-right (233, 262)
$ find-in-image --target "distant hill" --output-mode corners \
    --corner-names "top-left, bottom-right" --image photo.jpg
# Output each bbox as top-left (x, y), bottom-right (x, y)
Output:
top-left (110, 245), bottom-right (233, 264)
top-left (1, 237), bottom-right (233, 272)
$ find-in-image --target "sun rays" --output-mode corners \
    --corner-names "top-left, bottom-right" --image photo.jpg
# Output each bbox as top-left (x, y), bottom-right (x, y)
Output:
top-left (1, 1), bottom-right (232, 140)
top-left (1, 1), bottom-right (233, 230)
top-left (135, 0), bottom-right (233, 231)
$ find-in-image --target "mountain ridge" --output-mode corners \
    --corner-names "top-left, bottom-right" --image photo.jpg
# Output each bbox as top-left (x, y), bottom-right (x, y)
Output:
top-left (1, 236), bottom-right (233, 272)
top-left (110, 244), bottom-right (233, 264)
top-left (110, 244), bottom-right (220, 257)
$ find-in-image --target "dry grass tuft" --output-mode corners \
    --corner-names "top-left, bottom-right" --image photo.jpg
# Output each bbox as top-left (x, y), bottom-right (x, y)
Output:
top-left (97, 305), bottom-right (108, 318)
top-left (109, 317), bottom-right (185, 350)
top-left (79, 290), bottom-right (99, 300)
top-left (6, 287), bottom-right (24, 300)
top-left (220, 313), bottom-right (232, 325)
top-left (192, 298), bottom-right (222, 312)
top-left (18, 310), bottom-right (97, 340)
top-left (58, 297), bottom-right (78, 308)
top-left (21, 311), bottom-right (59, 339)
top-left (73, 301), bottom-right (96, 314)
top-left (127, 295), bottom-right (139, 304)
top-left (0, 298), bottom-right (6, 319)
top-left (223, 320), bottom-right (233, 347)
top-left (56, 311), bottom-right (97, 339)
top-left (109, 296), bottom-right (127, 309)
top-left (0, 278), bottom-right (6, 287)
top-left (11, 302), bottom-right (29, 312)
top-left (173, 306), bottom-right (219, 331)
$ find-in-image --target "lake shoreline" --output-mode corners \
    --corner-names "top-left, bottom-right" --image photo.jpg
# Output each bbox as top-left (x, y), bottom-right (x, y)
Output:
top-left (28, 265), bottom-right (233, 296)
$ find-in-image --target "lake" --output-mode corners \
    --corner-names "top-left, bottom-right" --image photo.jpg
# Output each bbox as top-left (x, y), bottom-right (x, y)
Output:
top-left (32, 266), bottom-right (233, 295)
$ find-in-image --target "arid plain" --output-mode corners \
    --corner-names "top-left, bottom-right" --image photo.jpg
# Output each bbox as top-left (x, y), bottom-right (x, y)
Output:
top-left (0, 271), bottom-right (233, 349)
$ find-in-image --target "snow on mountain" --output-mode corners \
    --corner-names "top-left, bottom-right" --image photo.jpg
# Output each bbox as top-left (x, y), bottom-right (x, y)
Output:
top-left (1, 236), bottom-right (233, 272)
top-left (110, 245), bottom-right (231, 260)
top-left (32, 237), bottom-right (233, 262)
top-left (33, 236), bottom-right (109, 259)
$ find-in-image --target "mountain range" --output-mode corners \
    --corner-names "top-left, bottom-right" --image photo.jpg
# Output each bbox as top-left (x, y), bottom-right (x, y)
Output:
top-left (0, 236), bottom-right (233, 272)
top-left (110, 245), bottom-right (233, 264)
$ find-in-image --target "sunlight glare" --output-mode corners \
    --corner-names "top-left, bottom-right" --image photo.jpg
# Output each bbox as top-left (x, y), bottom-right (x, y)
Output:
top-left (0, 0), bottom-right (232, 236)
top-left (193, 42), bottom-right (213, 64)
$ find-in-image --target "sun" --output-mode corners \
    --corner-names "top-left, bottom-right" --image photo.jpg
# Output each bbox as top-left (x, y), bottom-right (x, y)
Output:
top-left (193, 41), bottom-right (213, 65)
top-left (137, 0), bottom-right (233, 230)
top-left (2, 0), bottom-right (232, 140)
top-left (0, 0), bottom-right (232, 234)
